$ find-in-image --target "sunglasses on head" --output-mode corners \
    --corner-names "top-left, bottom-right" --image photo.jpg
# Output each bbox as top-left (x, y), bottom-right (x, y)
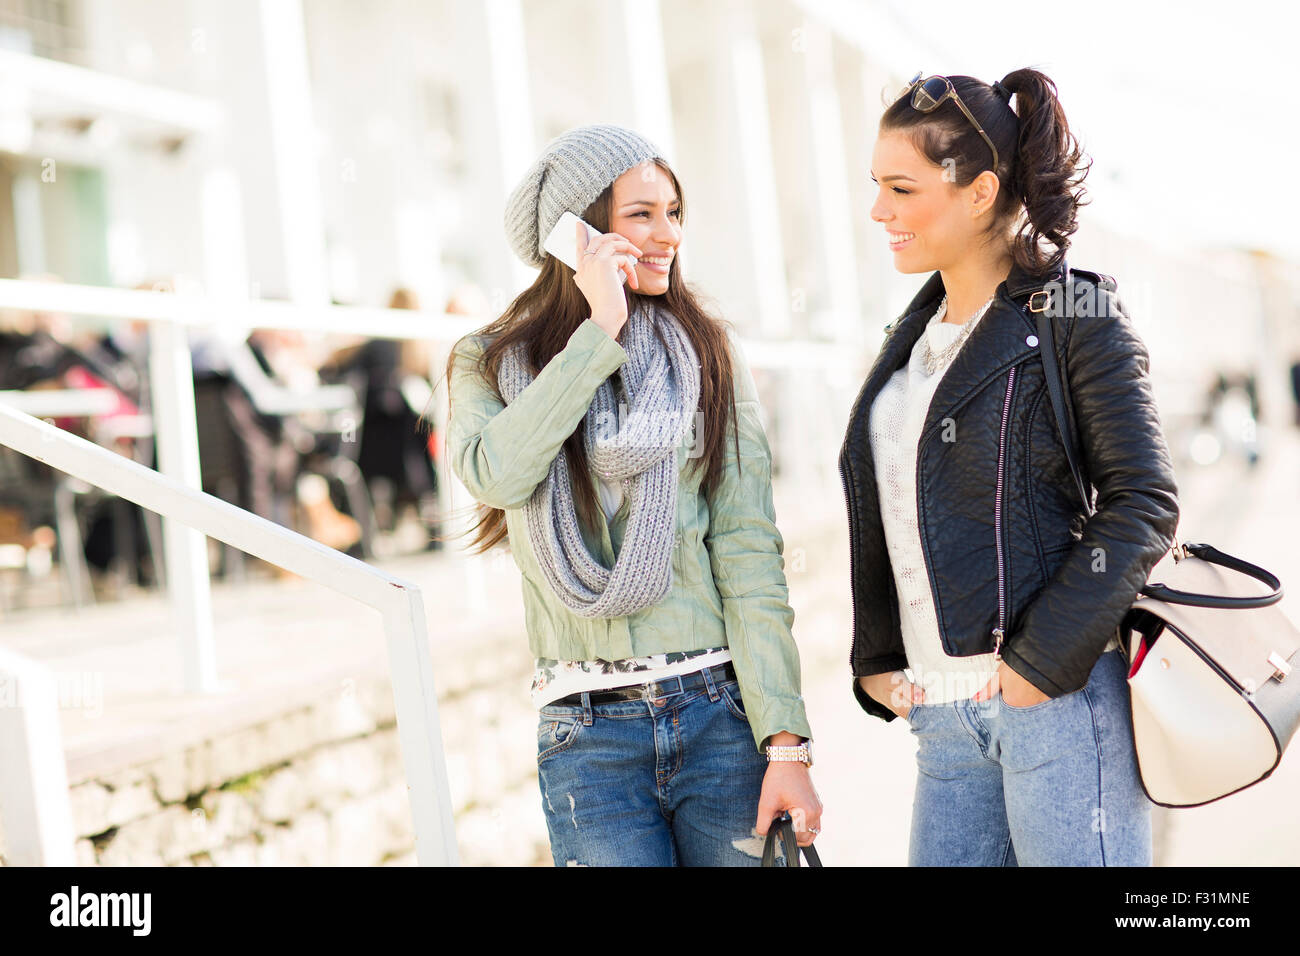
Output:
top-left (896, 72), bottom-right (999, 174)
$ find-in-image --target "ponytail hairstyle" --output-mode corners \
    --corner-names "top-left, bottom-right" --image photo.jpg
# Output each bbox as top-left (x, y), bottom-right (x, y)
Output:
top-left (879, 67), bottom-right (1091, 274)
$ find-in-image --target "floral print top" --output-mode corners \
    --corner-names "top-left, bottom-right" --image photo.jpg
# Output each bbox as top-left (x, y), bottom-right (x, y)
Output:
top-left (531, 647), bottom-right (732, 709)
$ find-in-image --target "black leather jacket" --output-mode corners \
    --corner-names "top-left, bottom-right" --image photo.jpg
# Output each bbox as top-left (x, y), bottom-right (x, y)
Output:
top-left (840, 262), bottom-right (1180, 721)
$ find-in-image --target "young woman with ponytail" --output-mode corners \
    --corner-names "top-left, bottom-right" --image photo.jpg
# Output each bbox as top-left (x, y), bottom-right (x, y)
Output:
top-left (841, 70), bottom-right (1180, 865)
top-left (446, 125), bottom-right (821, 866)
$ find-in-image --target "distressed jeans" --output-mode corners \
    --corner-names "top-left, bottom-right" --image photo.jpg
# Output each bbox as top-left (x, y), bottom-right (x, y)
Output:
top-left (906, 648), bottom-right (1151, 866)
top-left (535, 667), bottom-right (773, 866)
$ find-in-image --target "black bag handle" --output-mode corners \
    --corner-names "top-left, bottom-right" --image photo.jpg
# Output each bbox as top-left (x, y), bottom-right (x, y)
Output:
top-left (1025, 272), bottom-right (1284, 611)
top-left (761, 812), bottom-right (823, 867)
top-left (1140, 542), bottom-right (1283, 608)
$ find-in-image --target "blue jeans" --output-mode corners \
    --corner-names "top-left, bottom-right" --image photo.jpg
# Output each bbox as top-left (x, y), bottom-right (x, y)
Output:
top-left (906, 648), bottom-right (1151, 866)
top-left (535, 667), bottom-right (774, 866)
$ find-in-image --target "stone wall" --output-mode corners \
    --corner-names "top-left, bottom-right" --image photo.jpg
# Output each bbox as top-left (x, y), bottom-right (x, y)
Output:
top-left (1, 629), bottom-right (552, 867)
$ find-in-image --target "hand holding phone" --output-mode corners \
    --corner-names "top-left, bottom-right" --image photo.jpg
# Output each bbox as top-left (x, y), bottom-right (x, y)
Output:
top-left (544, 212), bottom-right (641, 337)
top-left (544, 212), bottom-right (626, 275)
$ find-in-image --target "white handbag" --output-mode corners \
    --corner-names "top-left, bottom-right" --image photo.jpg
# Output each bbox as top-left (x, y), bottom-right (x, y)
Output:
top-left (1029, 272), bottom-right (1300, 808)
top-left (1123, 544), bottom-right (1300, 806)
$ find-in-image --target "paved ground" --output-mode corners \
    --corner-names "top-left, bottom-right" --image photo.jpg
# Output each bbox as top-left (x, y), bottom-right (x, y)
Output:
top-left (2, 424), bottom-right (1296, 865)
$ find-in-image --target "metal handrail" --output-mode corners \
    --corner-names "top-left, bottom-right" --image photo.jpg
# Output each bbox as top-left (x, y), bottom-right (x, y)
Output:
top-left (0, 401), bottom-right (458, 866)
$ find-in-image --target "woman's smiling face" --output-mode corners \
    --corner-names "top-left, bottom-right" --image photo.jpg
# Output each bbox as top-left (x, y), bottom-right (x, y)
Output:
top-left (870, 130), bottom-right (992, 274)
top-left (607, 162), bottom-right (683, 296)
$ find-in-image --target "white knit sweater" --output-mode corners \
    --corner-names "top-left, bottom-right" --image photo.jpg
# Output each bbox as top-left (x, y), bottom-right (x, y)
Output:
top-left (869, 300), bottom-right (1005, 703)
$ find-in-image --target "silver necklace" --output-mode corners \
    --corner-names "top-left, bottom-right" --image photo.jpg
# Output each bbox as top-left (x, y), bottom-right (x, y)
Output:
top-left (919, 294), bottom-right (995, 375)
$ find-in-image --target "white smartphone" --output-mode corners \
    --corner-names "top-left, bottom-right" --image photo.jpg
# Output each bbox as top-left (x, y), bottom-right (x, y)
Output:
top-left (542, 211), bottom-right (629, 285)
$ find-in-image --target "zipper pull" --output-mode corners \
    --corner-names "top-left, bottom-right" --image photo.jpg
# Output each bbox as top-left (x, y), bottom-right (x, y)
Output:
top-left (991, 628), bottom-right (1005, 661)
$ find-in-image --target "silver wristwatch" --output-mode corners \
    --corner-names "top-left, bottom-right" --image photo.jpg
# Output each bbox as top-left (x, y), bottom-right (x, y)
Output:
top-left (765, 739), bottom-right (813, 768)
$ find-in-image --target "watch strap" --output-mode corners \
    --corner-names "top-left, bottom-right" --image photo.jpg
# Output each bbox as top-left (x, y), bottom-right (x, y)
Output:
top-left (765, 742), bottom-right (811, 765)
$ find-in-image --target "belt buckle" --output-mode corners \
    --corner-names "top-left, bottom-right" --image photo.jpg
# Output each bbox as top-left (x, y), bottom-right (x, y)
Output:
top-left (640, 677), bottom-right (666, 703)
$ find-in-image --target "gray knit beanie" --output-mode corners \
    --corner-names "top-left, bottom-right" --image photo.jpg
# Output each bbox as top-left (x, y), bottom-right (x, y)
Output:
top-left (504, 124), bottom-right (666, 269)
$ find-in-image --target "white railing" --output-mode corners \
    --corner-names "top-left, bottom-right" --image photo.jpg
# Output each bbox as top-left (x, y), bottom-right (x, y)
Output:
top-left (0, 277), bottom-right (863, 867)
top-left (0, 402), bottom-right (458, 866)
top-left (0, 280), bottom-right (859, 672)
top-left (0, 278), bottom-right (482, 695)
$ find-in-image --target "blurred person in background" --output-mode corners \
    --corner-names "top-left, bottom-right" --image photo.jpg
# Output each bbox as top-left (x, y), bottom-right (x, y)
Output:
top-left (842, 69), bottom-right (1179, 865)
top-left (0, 297), bottom-right (75, 568)
top-left (191, 327), bottom-right (301, 534)
top-left (73, 314), bottom-right (156, 587)
top-left (1290, 357), bottom-right (1300, 426)
top-left (1198, 370), bottom-right (1261, 467)
top-left (191, 324), bottom-right (361, 555)
top-left (446, 125), bottom-right (819, 866)
top-left (0, 282), bottom-right (155, 588)
top-left (319, 287), bottom-right (442, 550)
top-left (0, 278), bottom-right (101, 395)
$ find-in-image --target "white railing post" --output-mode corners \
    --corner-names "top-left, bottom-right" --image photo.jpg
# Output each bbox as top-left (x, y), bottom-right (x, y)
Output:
top-left (381, 587), bottom-right (459, 866)
top-left (0, 647), bottom-right (76, 866)
top-left (0, 403), bottom-right (459, 865)
top-left (147, 318), bottom-right (218, 693)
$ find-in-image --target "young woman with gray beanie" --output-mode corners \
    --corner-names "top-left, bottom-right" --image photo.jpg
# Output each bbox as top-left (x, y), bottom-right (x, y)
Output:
top-left (445, 124), bottom-right (820, 866)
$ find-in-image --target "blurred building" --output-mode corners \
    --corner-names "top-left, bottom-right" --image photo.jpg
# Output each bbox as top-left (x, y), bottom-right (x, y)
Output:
top-left (1, 0), bottom-right (1298, 870)
top-left (0, 0), bottom-right (1296, 459)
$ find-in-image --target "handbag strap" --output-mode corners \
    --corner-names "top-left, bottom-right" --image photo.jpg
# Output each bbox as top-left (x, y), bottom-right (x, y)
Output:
top-left (761, 812), bottom-right (824, 867)
top-left (1025, 273), bottom-right (1285, 610)
top-left (1024, 267), bottom-right (1094, 517)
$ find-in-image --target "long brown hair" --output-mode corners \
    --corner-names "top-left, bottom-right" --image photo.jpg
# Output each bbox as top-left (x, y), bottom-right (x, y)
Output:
top-left (880, 68), bottom-right (1091, 274)
top-left (445, 158), bottom-right (738, 553)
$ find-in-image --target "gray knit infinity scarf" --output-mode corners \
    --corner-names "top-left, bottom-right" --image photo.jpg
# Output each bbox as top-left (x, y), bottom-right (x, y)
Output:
top-left (497, 301), bottom-right (701, 618)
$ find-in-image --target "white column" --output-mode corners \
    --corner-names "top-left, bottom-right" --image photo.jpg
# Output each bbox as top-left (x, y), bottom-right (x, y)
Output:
top-left (710, 0), bottom-right (790, 338)
top-left (395, 202), bottom-right (445, 314)
top-left (298, 1), bottom-right (445, 310)
top-left (188, 0), bottom-right (327, 303)
top-left (200, 164), bottom-right (250, 300)
top-left (595, 0), bottom-right (676, 158)
top-left (796, 22), bottom-right (861, 342)
top-left (452, 0), bottom-right (536, 297)
top-left (258, 0), bottom-right (330, 305)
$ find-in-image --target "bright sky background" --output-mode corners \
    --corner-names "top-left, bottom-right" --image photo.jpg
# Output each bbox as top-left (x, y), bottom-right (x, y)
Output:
top-left (876, 0), bottom-right (1298, 260)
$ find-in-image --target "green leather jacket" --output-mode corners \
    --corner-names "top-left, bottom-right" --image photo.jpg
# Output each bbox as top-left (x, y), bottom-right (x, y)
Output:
top-left (446, 317), bottom-right (812, 751)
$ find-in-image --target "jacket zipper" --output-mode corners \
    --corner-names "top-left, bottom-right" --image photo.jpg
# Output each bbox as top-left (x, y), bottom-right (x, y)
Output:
top-left (992, 365), bottom-right (1017, 660)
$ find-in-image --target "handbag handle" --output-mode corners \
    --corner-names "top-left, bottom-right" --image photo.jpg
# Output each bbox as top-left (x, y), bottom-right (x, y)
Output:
top-left (1141, 542), bottom-right (1283, 609)
top-left (761, 812), bottom-right (823, 867)
top-left (1025, 272), bottom-right (1284, 611)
